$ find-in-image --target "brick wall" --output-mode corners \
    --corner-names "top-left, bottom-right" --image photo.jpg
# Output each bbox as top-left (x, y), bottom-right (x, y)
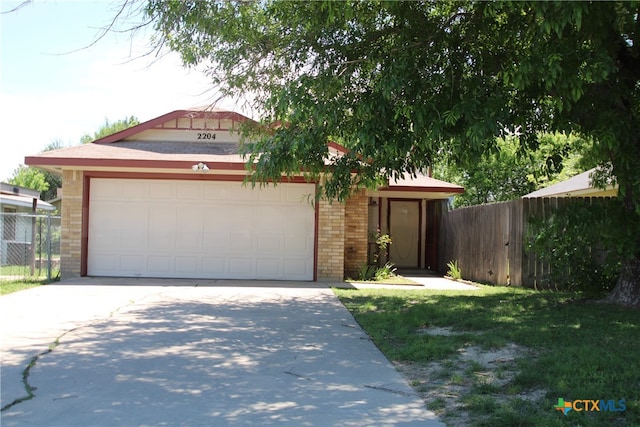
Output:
top-left (343, 189), bottom-right (368, 278)
top-left (60, 170), bottom-right (83, 278)
top-left (316, 198), bottom-right (345, 281)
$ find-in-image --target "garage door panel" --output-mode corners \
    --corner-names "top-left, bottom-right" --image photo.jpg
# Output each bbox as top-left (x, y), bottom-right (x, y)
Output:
top-left (285, 185), bottom-right (314, 202)
top-left (176, 233), bottom-right (202, 250)
top-left (148, 209), bottom-right (176, 249)
top-left (202, 257), bottom-right (225, 274)
top-left (203, 232), bottom-right (228, 249)
top-left (256, 258), bottom-right (280, 277)
top-left (230, 209), bottom-right (252, 229)
top-left (148, 256), bottom-right (173, 274)
top-left (122, 181), bottom-right (147, 199)
top-left (204, 184), bottom-right (229, 200)
top-left (256, 233), bottom-right (281, 251)
top-left (284, 235), bottom-right (310, 253)
top-left (229, 232), bottom-right (251, 252)
top-left (149, 181), bottom-right (174, 199)
top-left (91, 201), bottom-right (123, 234)
top-left (89, 253), bottom-right (117, 274)
top-left (92, 179), bottom-right (121, 199)
top-left (88, 179), bottom-right (315, 280)
top-left (175, 256), bottom-right (198, 274)
top-left (229, 257), bottom-right (253, 276)
top-left (258, 186), bottom-right (282, 202)
top-left (177, 209), bottom-right (204, 249)
top-left (120, 255), bottom-right (146, 274)
top-left (284, 259), bottom-right (309, 277)
top-left (228, 186), bottom-right (255, 201)
top-left (176, 181), bottom-right (202, 199)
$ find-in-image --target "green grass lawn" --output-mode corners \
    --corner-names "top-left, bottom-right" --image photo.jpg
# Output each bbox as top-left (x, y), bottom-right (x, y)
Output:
top-left (0, 279), bottom-right (45, 295)
top-left (334, 285), bottom-right (640, 427)
top-left (0, 265), bottom-right (60, 296)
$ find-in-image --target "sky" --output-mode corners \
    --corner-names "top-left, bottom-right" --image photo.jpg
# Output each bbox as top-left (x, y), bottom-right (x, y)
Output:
top-left (0, 0), bottom-right (242, 181)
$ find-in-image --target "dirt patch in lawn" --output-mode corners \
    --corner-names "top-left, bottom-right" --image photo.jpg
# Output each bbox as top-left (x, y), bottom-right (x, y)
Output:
top-left (394, 327), bottom-right (545, 426)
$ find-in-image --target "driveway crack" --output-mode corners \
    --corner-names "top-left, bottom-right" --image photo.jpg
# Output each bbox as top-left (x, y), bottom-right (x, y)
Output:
top-left (364, 384), bottom-right (417, 397)
top-left (1, 290), bottom-right (166, 412)
top-left (283, 370), bottom-right (313, 381)
top-left (1, 326), bottom-right (75, 411)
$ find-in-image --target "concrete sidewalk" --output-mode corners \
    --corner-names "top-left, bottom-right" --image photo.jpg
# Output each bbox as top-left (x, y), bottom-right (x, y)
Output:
top-left (1, 280), bottom-right (443, 426)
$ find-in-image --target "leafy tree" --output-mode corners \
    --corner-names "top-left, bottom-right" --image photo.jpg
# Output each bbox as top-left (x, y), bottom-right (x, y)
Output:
top-left (131, 1), bottom-right (639, 306)
top-left (80, 116), bottom-right (140, 144)
top-left (8, 115), bottom-right (138, 200)
top-left (435, 137), bottom-right (536, 207)
top-left (435, 132), bottom-right (594, 208)
top-left (8, 165), bottom-right (49, 194)
top-left (40, 139), bottom-right (65, 201)
top-left (528, 199), bottom-right (636, 296)
top-left (8, 140), bottom-right (64, 201)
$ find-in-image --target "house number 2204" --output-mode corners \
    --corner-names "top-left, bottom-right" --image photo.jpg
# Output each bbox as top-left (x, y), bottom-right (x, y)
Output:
top-left (197, 133), bottom-right (217, 140)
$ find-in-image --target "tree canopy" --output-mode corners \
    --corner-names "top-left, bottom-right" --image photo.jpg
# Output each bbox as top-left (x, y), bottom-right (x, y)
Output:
top-left (8, 165), bottom-right (50, 194)
top-left (8, 140), bottom-right (65, 200)
top-left (8, 118), bottom-right (139, 200)
top-left (132, 0), bottom-right (640, 305)
top-left (80, 116), bottom-right (140, 144)
top-left (435, 132), bottom-right (594, 207)
top-left (142, 0), bottom-right (638, 204)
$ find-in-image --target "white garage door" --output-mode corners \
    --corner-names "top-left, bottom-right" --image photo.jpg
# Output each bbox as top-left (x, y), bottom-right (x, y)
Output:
top-left (88, 178), bottom-right (316, 280)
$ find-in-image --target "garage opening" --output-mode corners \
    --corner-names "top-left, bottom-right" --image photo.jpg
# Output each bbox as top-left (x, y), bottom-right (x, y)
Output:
top-left (87, 178), bottom-right (316, 280)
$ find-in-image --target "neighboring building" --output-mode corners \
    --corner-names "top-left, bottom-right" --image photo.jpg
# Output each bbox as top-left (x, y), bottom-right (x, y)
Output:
top-left (25, 110), bottom-right (463, 281)
top-left (47, 187), bottom-right (63, 213)
top-left (523, 167), bottom-right (618, 198)
top-left (0, 183), bottom-right (55, 265)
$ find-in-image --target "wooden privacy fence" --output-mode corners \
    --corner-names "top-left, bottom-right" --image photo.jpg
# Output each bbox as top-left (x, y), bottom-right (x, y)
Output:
top-left (438, 197), bottom-right (614, 288)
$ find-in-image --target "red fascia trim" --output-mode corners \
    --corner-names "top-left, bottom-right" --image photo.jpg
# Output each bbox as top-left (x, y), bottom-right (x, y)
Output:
top-left (379, 186), bottom-right (465, 193)
top-left (82, 170), bottom-right (314, 184)
top-left (25, 157), bottom-right (252, 171)
top-left (327, 140), bottom-right (349, 154)
top-left (25, 156), bottom-right (349, 176)
top-left (94, 110), bottom-right (255, 143)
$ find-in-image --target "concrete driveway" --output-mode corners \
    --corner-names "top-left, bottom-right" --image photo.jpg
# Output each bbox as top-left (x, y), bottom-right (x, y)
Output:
top-left (1, 279), bottom-right (443, 426)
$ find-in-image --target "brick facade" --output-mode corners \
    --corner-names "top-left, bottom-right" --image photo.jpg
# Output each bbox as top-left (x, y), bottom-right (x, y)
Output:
top-left (60, 170), bottom-right (83, 278)
top-left (343, 189), bottom-right (369, 278)
top-left (315, 198), bottom-right (345, 280)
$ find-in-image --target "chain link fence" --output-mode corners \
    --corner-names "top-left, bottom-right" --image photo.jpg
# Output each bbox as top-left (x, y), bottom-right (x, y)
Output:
top-left (0, 212), bottom-right (61, 283)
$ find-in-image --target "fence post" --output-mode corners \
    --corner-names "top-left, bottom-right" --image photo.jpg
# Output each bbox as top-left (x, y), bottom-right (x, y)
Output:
top-left (30, 199), bottom-right (37, 276)
top-left (47, 212), bottom-right (52, 281)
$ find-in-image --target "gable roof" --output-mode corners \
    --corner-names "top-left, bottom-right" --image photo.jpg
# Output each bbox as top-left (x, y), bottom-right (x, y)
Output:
top-left (24, 109), bottom-right (463, 198)
top-left (25, 110), bottom-right (254, 174)
top-left (523, 167), bottom-right (618, 198)
top-left (94, 110), bottom-right (253, 143)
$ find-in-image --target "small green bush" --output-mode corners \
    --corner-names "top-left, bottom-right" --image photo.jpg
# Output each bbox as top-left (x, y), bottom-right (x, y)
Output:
top-left (447, 260), bottom-right (462, 280)
top-left (527, 198), bottom-right (635, 295)
top-left (358, 262), bottom-right (397, 281)
top-left (358, 264), bottom-right (378, 281)
top-left (374, 262), bottom-right (397, 281)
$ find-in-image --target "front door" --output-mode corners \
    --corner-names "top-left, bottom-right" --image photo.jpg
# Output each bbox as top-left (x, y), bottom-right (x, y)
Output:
top-left (388, 200), bottom-right (420, 268)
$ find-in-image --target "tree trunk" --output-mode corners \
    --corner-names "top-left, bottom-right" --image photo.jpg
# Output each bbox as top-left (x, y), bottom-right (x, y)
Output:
top-left (603, 256), bottom-right (640, 308)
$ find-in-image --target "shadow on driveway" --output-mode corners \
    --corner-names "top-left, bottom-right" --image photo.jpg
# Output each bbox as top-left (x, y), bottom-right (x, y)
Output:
top-left (1, 284), bottom-right (443, 426)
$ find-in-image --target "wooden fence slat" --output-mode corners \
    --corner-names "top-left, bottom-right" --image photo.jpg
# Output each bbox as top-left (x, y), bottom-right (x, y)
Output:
top-left (438, 196), bottom-right (617, 288)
